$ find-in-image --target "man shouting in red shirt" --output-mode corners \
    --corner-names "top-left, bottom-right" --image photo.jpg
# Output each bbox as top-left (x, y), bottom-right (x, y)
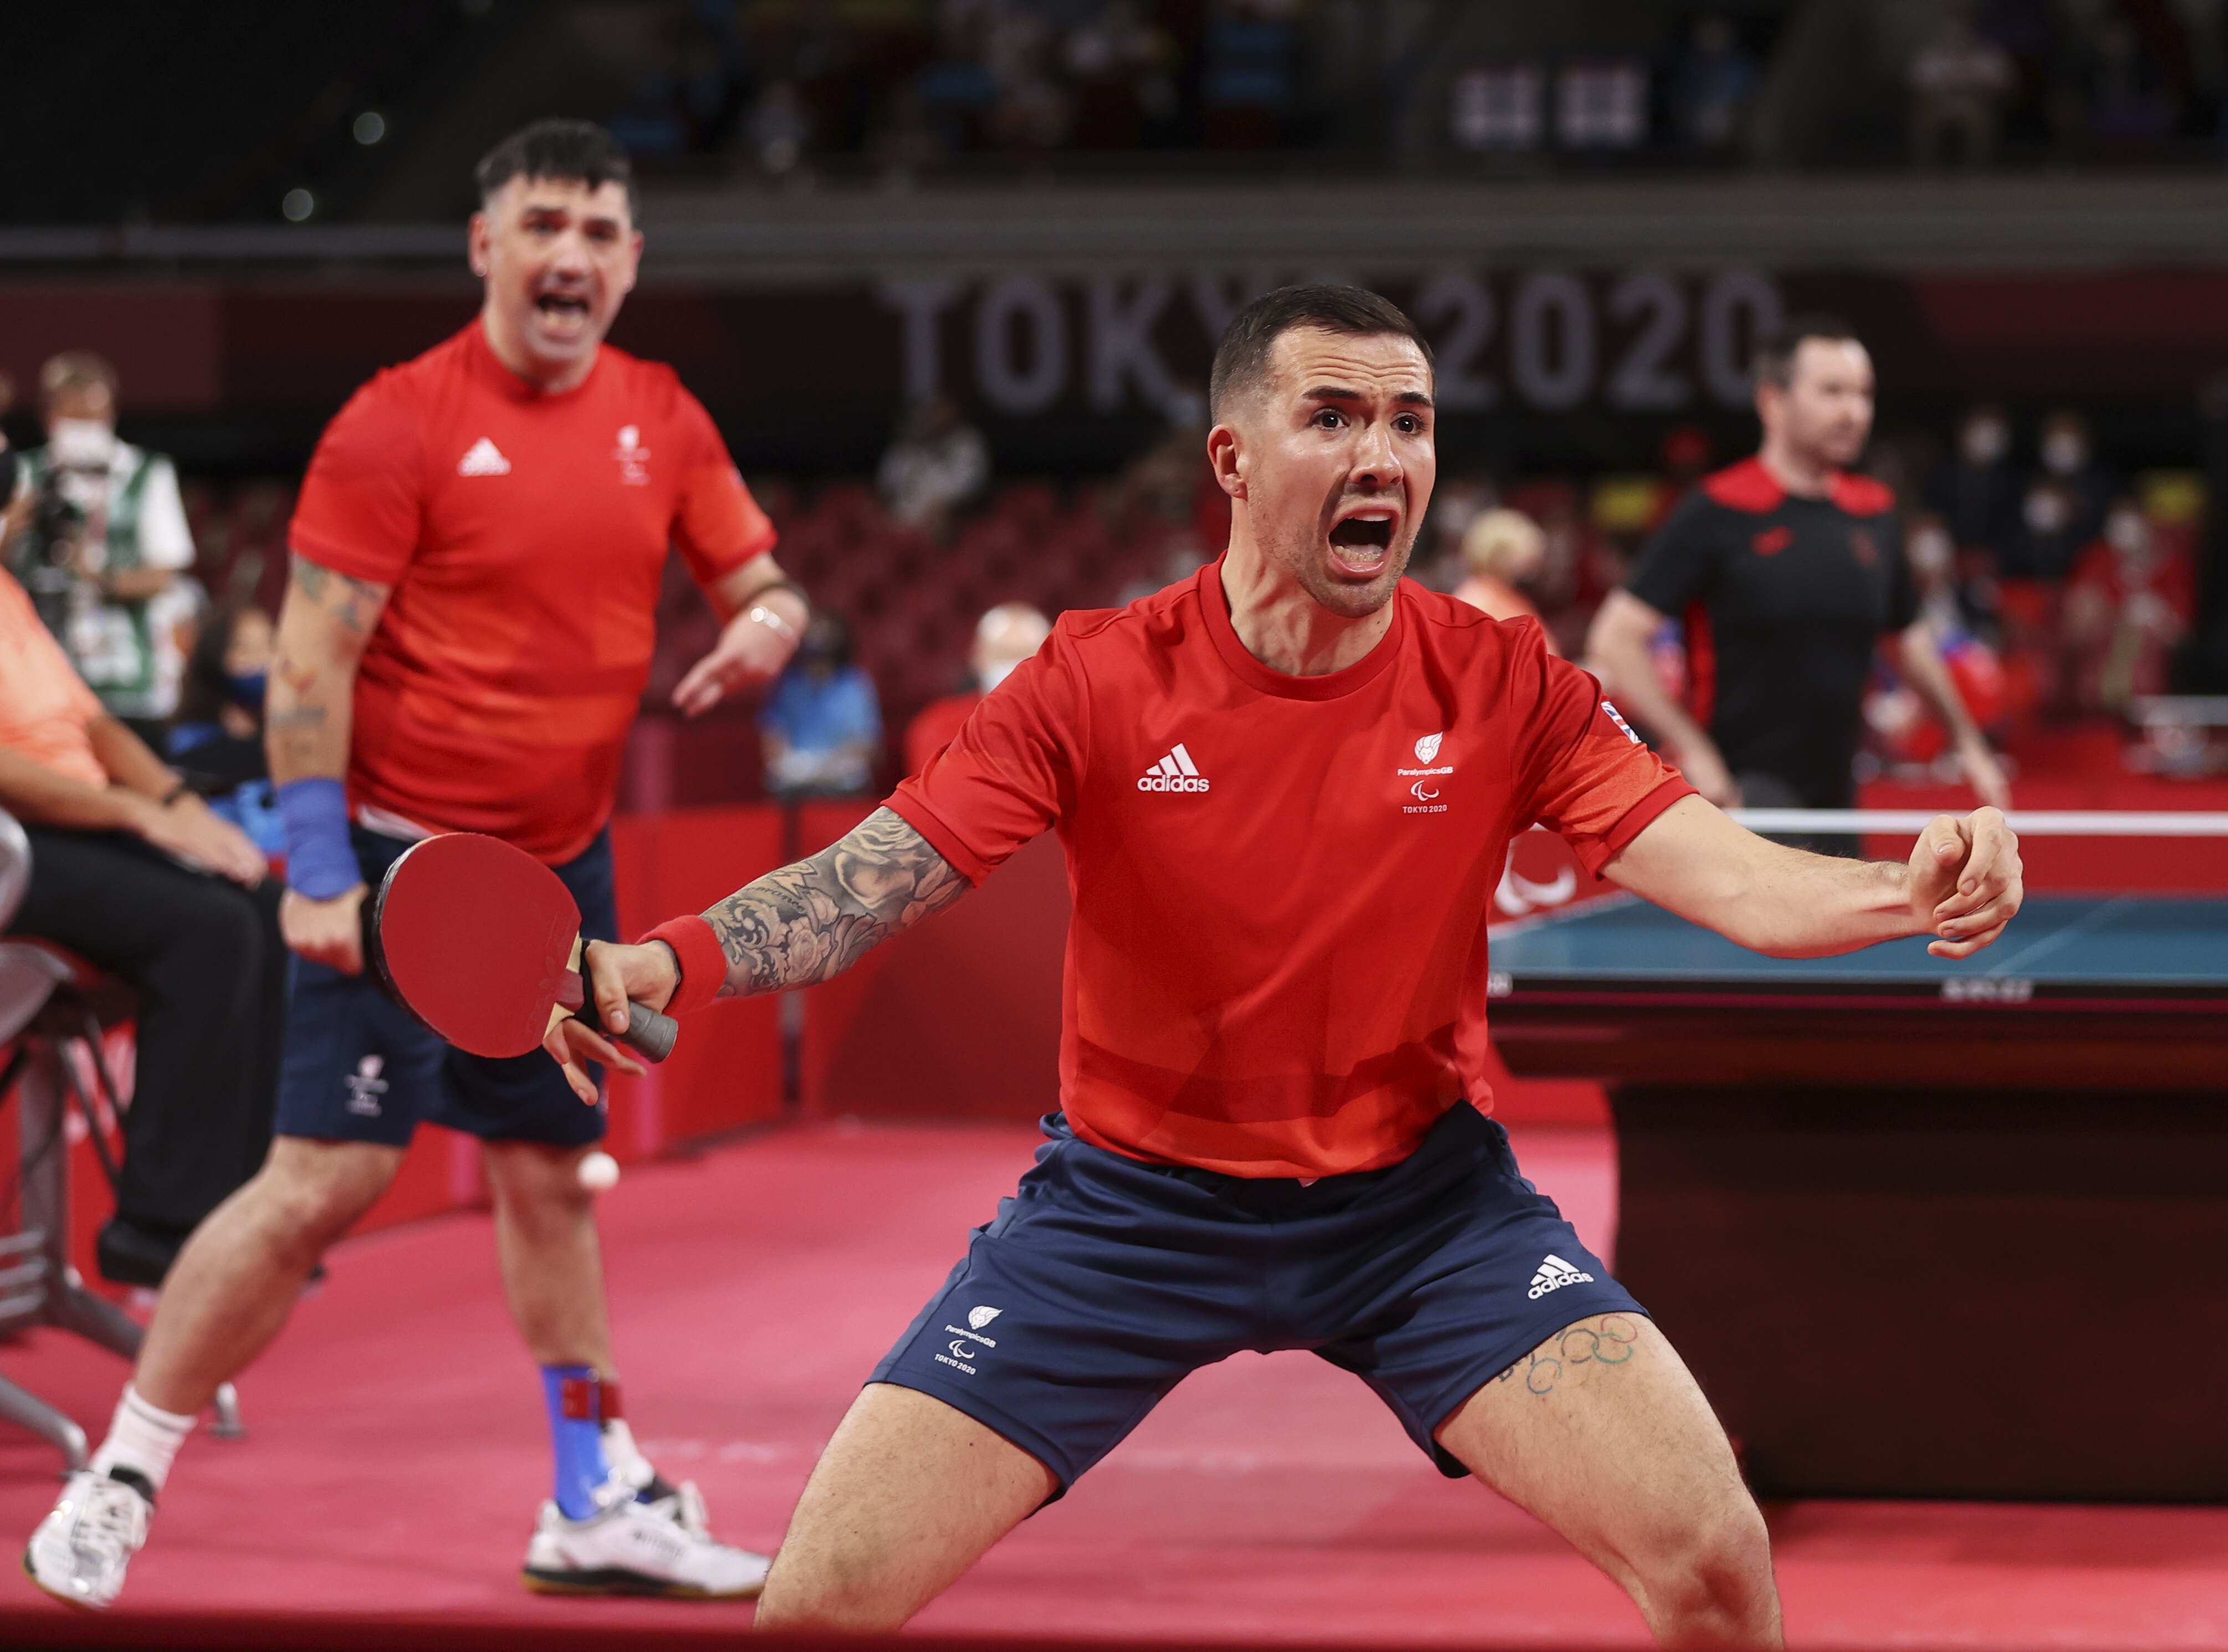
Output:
top-left (563, 287), bottom-right (2022, 1646)
top-left (29, 121), bottom-right (800, 1609)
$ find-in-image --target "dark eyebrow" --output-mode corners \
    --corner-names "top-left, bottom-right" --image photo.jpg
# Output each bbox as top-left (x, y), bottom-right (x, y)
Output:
top-left (1300, 384), bottom-right (1435, 410)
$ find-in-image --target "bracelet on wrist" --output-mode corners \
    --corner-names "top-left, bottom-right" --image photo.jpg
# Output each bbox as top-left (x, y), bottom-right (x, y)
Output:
top-left (746, 603), bottom-right (799, 644)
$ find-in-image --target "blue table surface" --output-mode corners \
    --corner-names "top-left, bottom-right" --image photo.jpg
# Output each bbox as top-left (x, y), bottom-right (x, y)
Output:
top-left (1490, 894), bottom-right (2228, 988)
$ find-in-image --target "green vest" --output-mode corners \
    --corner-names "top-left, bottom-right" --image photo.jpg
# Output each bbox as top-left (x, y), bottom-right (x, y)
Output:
top-left (11, 442), bottom-right (181, 719)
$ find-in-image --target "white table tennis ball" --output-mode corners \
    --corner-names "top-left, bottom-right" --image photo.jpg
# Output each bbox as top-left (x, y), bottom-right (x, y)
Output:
top-left (578, 1150), bottom-right (621, 1193)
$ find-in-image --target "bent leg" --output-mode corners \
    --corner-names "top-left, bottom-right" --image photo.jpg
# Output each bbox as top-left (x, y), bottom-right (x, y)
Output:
top-left (132, 1137), bottom-right (404, 1416)
top-left (480, 1138), bottom-right (612, 1370)
top-left (755, 1383), bottom-right (1057, 1633)
top-left (1437, 1313), bottom-right (1780, 1649)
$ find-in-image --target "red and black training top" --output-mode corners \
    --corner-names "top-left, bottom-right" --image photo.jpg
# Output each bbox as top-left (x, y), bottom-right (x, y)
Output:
top-left (1624, 456), bottom-right (1916, 809)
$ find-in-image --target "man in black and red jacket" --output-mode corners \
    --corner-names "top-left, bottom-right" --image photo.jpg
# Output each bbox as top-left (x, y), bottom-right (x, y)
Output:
top-left (1588, 315), bottom-right (2010, 840)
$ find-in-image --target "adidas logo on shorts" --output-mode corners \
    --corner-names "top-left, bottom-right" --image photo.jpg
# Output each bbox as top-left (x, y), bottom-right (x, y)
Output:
top-left (1527, 1253), bottom-right (1595, 1300)
top-left (1138, 743), bottom-right (1210, 793)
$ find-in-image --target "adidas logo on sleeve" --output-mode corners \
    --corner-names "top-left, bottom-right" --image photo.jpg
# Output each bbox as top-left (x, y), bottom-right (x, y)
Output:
top-left (1526, 1253), bottom-right (1596, 1300)
top-left (1138, 743), bottom-right (1210, 793)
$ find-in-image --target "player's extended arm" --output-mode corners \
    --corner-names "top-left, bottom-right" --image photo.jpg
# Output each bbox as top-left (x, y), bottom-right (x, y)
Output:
top-left (670, 555), bottom-right (811, 716)
top-left (1602, 793), bottom-right (2022, 960)
top-left (545, 808), bottom-right (967, 1097)
top-left (268, 553), bottom-right (392, 973)
top-left (1894, 620), bottom-right (2012, 810)
top-left (1583, 590), bottom-right (1738, 807)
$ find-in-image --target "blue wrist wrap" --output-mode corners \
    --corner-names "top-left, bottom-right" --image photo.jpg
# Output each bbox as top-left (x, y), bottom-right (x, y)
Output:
top-left (277, 778), bottom-right (360, 898)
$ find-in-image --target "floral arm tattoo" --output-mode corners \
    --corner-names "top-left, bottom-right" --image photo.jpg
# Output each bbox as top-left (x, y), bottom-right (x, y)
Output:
top-left (702, 807), bottom-right (969, 998)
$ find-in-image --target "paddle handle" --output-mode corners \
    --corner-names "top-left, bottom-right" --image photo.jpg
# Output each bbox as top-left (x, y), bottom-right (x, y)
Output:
top-left (616, 1000), bottom-right (677, 1063)
top-left (571, 944), bottom-right (678, 1064)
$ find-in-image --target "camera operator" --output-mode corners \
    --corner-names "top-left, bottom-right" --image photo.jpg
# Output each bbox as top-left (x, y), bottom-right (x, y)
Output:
top-left (0, 559), bottom-right (286, 1287)
top-left (5, 352), bottom-right (200, 749)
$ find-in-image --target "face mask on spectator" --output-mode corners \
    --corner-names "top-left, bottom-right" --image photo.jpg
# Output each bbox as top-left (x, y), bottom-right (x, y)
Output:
top-left (1960, 417), bottom-right (2007, 467)
top-left (49, 417), bottom-right (116, 470)
top-left (225, 671), bottom-right (268, 712)
top-left (1909, 523), bottom-right (1955, 580)
top-left (2024, 484), bottom-right (2069, 535)
top-left (2042, 428), bottom-right (2088, 476)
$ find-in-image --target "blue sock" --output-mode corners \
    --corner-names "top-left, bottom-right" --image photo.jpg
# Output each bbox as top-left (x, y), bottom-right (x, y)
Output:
top-left (540, 1365), bottom-right (612, 1519)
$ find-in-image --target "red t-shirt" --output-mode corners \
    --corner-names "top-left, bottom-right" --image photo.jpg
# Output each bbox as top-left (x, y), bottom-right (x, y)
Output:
top-left (903, 692), bottom-right (981, 778)
top-left (288, 323), bottom-right (776, 862)
top-left (890, 562), bottom-right (1692, 1179)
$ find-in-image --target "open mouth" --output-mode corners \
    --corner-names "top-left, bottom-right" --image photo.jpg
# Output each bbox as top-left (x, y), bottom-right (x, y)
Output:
top-left (1327, 511), bottom-right (1397, 570)
top-left (534, 292), bottom-right (591, 321)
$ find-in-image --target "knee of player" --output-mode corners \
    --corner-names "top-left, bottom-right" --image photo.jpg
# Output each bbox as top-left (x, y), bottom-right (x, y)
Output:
top-left (753, 1551), bottom-right (914, 1635)
top-left (1641, 1500), bottom-right (1776, 1634)
top-left (253, 1145), bottom-right (395, 1251)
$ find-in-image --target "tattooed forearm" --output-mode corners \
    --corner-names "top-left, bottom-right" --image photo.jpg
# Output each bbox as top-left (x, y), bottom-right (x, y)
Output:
top-left (289, 556), bottom-right (390, 637)
top-left (703, 808), bottom-right (969, 997)
top-left (266, 555), bottom-right (392, 782)
top-left (1492, 1315), bottom-right (1642, 1398)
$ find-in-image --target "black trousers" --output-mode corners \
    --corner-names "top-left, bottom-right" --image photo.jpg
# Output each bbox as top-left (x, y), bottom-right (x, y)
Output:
top-left (9, 828), bottom-right (286, 1236)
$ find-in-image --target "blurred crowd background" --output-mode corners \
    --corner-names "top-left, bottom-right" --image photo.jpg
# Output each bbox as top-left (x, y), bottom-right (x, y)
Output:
top-left (7, 0), bottom-right (2228, 811)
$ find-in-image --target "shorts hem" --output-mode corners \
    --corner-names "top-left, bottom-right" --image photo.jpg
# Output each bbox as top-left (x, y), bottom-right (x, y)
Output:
top-left (863, 1374), bottom-right (1079, 1498)
top-left (1413, 1289), bottom-right (1652, 1478)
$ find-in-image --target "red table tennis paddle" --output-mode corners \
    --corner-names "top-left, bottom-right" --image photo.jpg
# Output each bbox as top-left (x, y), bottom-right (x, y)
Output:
top-left (366, 832), bottom-right (676, 1065)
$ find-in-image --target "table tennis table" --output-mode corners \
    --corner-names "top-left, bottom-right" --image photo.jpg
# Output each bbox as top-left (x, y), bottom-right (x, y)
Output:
top-left (1489, 894), bottom-right (2228, 1502)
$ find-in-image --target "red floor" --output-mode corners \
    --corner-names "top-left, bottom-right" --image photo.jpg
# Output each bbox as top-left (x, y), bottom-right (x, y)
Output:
top-left (2, 1119), bottom-right (2226, 1648)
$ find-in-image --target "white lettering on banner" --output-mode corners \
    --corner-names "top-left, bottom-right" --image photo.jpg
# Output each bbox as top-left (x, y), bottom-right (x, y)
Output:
top-left (1412, 274), bottom-right (1498, 411)
top-left (975, 277), bottom-right (1067, 413)
top-left (1605, 270), bottom-right (1692, 411)
top-left (1087, 279), bottom-right (1177, 412)
top-left (878, 278), bottom-right (962, 403)
top-left (1700, 268), bottom-right (1784, 407)
top-left (883, 269), bottom-right (1787, 416)
top-left (1511, 270), bottom-right (1595, 411)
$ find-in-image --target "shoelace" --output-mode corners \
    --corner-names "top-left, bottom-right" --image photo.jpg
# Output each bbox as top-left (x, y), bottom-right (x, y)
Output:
top-left (73, 1485), bottom-right (146, 1568)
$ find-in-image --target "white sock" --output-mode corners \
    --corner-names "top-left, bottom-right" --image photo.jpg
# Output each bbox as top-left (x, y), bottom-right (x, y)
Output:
top-left (87, 1385), bottom-right (195, 1495)
top-left (601, 1416), bottom-right (653, 1490)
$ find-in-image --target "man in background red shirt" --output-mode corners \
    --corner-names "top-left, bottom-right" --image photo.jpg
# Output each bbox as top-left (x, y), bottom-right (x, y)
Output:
top-left (901, 601), bottom-right (1051, 776)
top-left (564, 287), bottom-right (2023, 1644)
top-left (29, 121), bottom-right (800, 1609)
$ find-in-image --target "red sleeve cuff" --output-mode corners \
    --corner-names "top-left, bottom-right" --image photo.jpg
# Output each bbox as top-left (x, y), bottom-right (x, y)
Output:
top-left (1575, 776), bottom-right (1697, 873)
top-left (638, 915), bottom-right (727, 1016)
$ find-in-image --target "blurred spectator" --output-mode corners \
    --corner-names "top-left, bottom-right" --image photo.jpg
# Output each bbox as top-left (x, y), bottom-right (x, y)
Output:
top-left (6, 352), bottom-right (201, 746)
top-left (2076, 14), bottom-right (2178, 150)
top-left (2014, 408), bottom-right (2112, 579)
top-left (745, 80), bottom-right (814, 176)
top-left (1453, 509), bottom-right (1556, 651)
top-left (878, 395), bottom-right (990, 538)
top-left (1925, 405), bottom-right (2022, 571)
top-left (0, 562), bottom-right (283, 1286)
top-left (760, 611), bottom-right (882, 799)
top-left (1668, 14), bottom-right (1760, 155)
top-left (1202, 0), bottom-right (1300, 147)
top-left (168, 601), bottom-right (283, 858)
top-left (1908, 4), bottom-right (2016, 166)
top-left (904, 601), bottom-right (1052, 776)
top-left (2063, 497), bottom-right (2194, 712)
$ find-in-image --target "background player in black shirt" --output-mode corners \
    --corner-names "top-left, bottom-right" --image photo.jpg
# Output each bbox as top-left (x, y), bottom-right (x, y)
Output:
top-left (1588, 316), bottom-right (2010, 825)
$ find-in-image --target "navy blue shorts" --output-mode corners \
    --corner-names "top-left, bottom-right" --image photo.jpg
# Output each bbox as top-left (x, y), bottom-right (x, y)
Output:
top-left (870, 1102), bottom-right (1645, 1492)
top-left (272, 825), bottom-right (612, 1150)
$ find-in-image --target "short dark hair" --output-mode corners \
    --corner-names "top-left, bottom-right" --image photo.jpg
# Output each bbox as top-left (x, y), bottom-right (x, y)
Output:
top-left (1209, 285), bottom-right (1434, 421)
top-left (474, 119), bottom-right (635, 216)
top-left (1752, 313), bottom-right (1862, 390)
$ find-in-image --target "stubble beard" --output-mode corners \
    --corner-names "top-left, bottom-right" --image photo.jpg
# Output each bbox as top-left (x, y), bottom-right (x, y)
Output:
top-left (1263, 520), bottom-right (1413, 620)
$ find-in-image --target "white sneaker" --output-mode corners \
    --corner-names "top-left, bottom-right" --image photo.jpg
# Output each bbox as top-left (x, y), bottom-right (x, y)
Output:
top-left (23, 1469), bottom-right (154, 1610)
top-left (522, 1476), bottom-right (769, 1599)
